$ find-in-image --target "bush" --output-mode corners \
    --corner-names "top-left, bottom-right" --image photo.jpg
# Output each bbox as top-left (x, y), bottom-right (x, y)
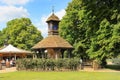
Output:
top-left (112, 58), bottom-right (120, 65)
top-left (36, 59), bottom-right (46, 70)
top-left (65, 58), bottom-right (80, 70)
top-left (45, 59), bottom-right (55, 71)
top-left (55, 59), bottom-right (63, 70)
top-left (16, 58), bottom-right (80, 71)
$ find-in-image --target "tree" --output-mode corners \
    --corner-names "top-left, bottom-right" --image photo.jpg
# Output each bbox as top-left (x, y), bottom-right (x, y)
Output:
top-left (0, 18), bottom-right (43, 50)
top-left (59, 0), bottom-right (88, 59)
top-left (109, 22), bottom-right (120, 57)
top-left (85, 0), bottom-right (120, 66)
top-left (87, 19), bottom-right (112, 66)
top-left (59, 0), bottom-right (120, 67)
top-left (0, 31), bottom-right (6, 47)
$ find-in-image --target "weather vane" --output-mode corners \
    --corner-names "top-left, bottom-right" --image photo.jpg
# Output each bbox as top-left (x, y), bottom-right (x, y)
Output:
top-left (52, 6), bottom-right (54, 14)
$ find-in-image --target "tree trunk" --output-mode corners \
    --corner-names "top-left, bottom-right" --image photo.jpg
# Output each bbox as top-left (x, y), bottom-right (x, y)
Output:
top-left (101, 57), bottom-right (107, 68)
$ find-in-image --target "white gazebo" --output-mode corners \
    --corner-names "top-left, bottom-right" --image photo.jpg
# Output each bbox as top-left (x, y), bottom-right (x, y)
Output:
top-left (0, 44), bottom-right (31, 60)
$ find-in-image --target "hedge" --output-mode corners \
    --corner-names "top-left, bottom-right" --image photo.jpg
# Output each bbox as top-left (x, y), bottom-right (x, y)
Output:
top-left (112, 58), bottom-right (120, 65)
top-left (16, 58), bottom-right (80, 71)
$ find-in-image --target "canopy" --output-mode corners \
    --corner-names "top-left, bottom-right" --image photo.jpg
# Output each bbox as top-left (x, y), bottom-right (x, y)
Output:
top-left (0, 44), bottom-right (31, 54)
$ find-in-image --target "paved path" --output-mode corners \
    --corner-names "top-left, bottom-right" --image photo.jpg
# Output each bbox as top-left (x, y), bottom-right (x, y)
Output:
top-left (81, 67), bottom-right (120, 72)
top-left (0, 67), bottom-right (120, 73)
top-left (0, 67), bottom-right (17, 73)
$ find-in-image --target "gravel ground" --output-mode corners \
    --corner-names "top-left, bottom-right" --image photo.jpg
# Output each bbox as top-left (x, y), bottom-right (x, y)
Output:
top-left (0, 67), bottom-right (17, 73)
top-left (0, 67), bottom-right (120, 73)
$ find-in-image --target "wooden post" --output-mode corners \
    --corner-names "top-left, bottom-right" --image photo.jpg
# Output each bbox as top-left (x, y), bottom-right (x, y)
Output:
top-left (61, 49), bottom-right (65, 58)
top-left (14, 54), bottom-right (16, 60)
top-left (67, 49), bottom-right (71, 58)
top-left (55, 52), bottom-right (58, 59)
top-left (41, 49), bottom-right (44, 59)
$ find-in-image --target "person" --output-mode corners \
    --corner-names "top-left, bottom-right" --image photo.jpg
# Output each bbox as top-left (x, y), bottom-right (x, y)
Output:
top-left (6, 59), bottom-right (10, 68)
top-left (80, 58), bottom-right (84, 70)
top-left (12, 58), bottom-right (15, 66)
top-left (10, 60), bottom-right (13, 67)
top-left (1, 59), bottom-right (5, 66)
top-left (80, 59), bottom-right (83, 64)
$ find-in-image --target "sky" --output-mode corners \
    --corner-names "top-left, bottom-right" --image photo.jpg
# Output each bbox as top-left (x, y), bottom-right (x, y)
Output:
top-left (0, 0), bottom-right (72, 37)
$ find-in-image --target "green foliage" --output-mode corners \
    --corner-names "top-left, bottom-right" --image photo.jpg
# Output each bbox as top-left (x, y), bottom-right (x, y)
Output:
top-left (45, 59), bottom-right (55, 70)
top-left (74, 42), bottom-right (87, 58)
top-left (0, 18), bottom-right (43, 50)
top-left (55, 59), bottom-right (64, 70)
top-left (65, 58), bottom-right (80, 70)
top-left (112, 58), bottom-right (120, 65)
top-left (59, 0), bottom-right (120, 67)
top-left (59, 0), bottom-right (88, 58)
top-left (0, 31), bottom-right (6, 47)
top-left (16, 58), bottom-right (80, 71)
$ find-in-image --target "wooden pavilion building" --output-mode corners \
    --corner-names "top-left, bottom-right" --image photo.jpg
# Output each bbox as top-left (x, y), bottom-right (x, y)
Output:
top-left (32, 13), bottom-right (73, 59)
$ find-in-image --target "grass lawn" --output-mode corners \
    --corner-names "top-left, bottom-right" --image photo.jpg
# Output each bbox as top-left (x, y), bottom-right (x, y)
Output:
top-left (0, 71), bottom-right (120, 80)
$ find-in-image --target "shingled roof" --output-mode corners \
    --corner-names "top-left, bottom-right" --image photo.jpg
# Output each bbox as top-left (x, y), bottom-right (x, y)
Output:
top-left (46, 13), bottom-right (60, 22)
top-left (32, 35), bottom-right (73, 49)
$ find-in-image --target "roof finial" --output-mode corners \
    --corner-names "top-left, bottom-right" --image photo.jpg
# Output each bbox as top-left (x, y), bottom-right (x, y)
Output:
top-left (52, 6), bottom-right (54, 14)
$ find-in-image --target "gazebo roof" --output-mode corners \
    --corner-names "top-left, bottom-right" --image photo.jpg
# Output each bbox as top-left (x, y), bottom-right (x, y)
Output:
top-left (32, 35), bottom-right (73, 49)
top-left (0, 44), bottom-right (31, 54)
top-left (46, 13), bottom-right (60, 22)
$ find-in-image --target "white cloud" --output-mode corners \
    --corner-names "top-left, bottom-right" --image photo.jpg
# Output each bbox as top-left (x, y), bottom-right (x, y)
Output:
top-left (34, 16), bottom-right (48, 38)
top-left (55, 9), bottom-right (66, 20)
top-left (0, 6), bottom-right (29, 23)
top-left (0, 0), bottom-right (31, 5)
top-left (36, 9), bottom-right (66, 37)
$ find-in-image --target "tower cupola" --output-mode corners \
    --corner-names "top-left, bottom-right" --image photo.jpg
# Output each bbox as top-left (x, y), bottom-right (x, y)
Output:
top-left (46, 13), bottom-right (60, 35)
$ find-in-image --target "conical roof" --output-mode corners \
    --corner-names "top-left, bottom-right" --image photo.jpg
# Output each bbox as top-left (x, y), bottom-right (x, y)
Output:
top-left (46, 13), bottom-right (60, 22)
top-left (32, 35), bottom-right (73, 49)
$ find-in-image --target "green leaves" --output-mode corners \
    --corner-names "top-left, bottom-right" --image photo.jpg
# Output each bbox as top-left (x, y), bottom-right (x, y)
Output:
top-left (59, 0), bottom-right (88, 58)
top-left (59, 0), bottom-right (120, 67)
top-left (0, 18), bottom-right (43, 50)
top-left (16, 58), bottom-right (80, 71)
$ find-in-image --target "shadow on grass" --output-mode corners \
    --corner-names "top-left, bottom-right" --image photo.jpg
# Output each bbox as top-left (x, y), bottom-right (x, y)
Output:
top-left (0, 77), bottom-right (4, 78)
top-left (106, 65), bottom-right (120, 71)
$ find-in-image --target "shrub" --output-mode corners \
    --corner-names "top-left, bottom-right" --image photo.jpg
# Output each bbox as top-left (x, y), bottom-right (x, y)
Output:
top-left (45, 59), bottom-right (55, 71)
top-left (36, 59), bottom-right (45, 70)
top-left (16, 58), bottom-right (80, 71)
top-left (55, 59), bottom-right (64, 70)
top-left (112, 58), bottom-right (120, 65)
